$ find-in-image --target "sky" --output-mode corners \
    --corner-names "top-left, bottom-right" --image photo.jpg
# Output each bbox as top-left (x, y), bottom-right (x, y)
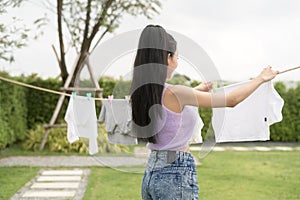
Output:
top-left (1, 0), bottom-right (300, 83)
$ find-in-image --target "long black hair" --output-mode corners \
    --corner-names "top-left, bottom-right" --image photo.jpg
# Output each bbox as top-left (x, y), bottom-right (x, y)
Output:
top-left (130, 25), bottom-right (177, 143)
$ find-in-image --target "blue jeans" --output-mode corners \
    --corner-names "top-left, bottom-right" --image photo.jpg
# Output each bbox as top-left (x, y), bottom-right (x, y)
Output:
top-left (142, 150), bottom-right (199, 200)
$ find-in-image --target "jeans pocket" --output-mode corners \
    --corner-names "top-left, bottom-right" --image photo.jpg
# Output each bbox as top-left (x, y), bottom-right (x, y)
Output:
top-left (153, 172), bottom-right (182, 199)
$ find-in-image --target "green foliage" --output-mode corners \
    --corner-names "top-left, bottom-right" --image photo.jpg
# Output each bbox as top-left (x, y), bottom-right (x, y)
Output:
top-left (0, 116), bottom-right (13, 149)
top-left (22, 124), bottom-right (127, 154)
top-left (112, 77), bottom-right (131, 98)
top-left (270, 82), bottom-right (300, 142)
top-left (0, 1), bottom-right (48, 62)
top-left (61, 0), bottom-right (162, 52)
top-left (99, 76), bottom-right (116, 98)
top-left (22, 124), bottom-right (47, 151)
top-left (199, 107), bottom-right (213, 140)
top-left (0, 72), bottom-right (27, 149)
top-left (167, 73), bottom-right (191, 86)
top-left (22, 74), bottom-right (66, 129)
top-left (47, 126), bottom-right (89, 153)
top-left (190, 80), bottom-right (201, 88)
top-left (0, 0), bottom-right (28, 62)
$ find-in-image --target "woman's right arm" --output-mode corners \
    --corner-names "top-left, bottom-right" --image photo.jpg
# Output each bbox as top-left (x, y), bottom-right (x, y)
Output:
top-left (169, 66), bottom-right (279, 109)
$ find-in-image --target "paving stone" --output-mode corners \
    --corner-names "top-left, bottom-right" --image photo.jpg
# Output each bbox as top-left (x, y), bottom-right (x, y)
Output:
top-left (31, 182), bottom-right (80, 189)
top-left (213, 147), bottom-right (226, 151)
top-left (41, 170), bottom-right (83, 176)
top-left (230, 147), bottom-right (251, 151)
top-left (294, 147), bottom-right (300, 151)
top-left (253, 146), bottom-right (271, 151)
top-left (272, 146), bottom-right (293, 151)
top-left (37, 176), bottom-right (81, 182)
top-left (22, 190), bottom-right (76, 198)
top-left (190, 146), bottom-right (201, 151)
top-left (11, 168), bottom-right (90, 200)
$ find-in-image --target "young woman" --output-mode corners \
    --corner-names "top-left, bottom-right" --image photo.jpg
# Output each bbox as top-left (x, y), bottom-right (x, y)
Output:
top-left (130, 25), bottom-right (278, 200)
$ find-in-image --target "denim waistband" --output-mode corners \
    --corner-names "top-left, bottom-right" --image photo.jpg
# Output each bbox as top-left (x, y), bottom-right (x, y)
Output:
top-left (146, 150), bottom-right (196, 172)
top-left (151, 150), bottom-right (193, 163)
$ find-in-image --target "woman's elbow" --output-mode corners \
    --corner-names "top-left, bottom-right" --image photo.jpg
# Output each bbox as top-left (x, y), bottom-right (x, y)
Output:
top-left (226, 96), bottom-right (239, 108)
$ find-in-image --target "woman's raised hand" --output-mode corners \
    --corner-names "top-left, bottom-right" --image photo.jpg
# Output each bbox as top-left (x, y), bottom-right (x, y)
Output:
top-left (257, 66), bottom-right (279, 82)
top-left (194, 82), bottom-right (213, 92)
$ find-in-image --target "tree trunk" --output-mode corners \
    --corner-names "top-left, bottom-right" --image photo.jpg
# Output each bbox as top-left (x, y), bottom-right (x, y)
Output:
top-left (57, 0), bottom-right (68, 85)
top-left (70, 51), bottom-right (88, 87)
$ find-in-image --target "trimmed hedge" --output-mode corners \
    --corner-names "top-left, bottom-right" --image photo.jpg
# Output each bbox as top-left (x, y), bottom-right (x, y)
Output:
top-left (22, 74), bottom-right (67, 129)
top-left (0, 72), bottom-right (66, 150)
top-left (270, 82), bottom-right (300, 141)
top-left (0, 72), bottom-right (27, 149)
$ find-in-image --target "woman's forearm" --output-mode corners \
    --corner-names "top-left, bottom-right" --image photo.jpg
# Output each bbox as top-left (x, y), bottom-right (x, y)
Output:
top-left (225, 77), bottom-right (264, 107)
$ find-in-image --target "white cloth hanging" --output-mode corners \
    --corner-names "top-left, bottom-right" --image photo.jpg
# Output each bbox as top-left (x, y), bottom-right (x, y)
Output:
top-left (212, 81), bottom-right (284, 142)
top-left (187, 106), bottom-right (203, 144)
top-left (64, 95), bottom-right (98, 155)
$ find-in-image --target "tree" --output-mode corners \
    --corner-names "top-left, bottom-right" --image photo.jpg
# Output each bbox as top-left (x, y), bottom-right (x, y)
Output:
top-left (0, 1), bottom-right (49, 63)
top-left (54, 0), bottom-right (162, 85)
top-left (0, 0), bottom-right (28, 62)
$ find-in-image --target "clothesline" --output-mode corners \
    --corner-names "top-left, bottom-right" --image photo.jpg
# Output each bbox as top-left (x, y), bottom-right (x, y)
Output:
top-left (278, 65), bottom-right (300, 74)
top-left (0, 75), bottom-right (105, 101)
top-left (0, 65), bottom-right (299, 100)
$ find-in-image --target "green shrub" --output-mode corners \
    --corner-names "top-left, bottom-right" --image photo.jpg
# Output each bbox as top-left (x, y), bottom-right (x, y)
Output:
top-left (23, 74), bottom-right (66, 129)
top-left (270, 82), bottom-right (300, 142)
top-left (0, 72), bottom-right (27, 150)
top-left (22, 124), bottom-right (47, 151)
top-left (0, 116), bottom-right (13, 149)
top-left (22, 124), bottom-right (128, 153)
top-left (99, 76), bottom-right (116, 98)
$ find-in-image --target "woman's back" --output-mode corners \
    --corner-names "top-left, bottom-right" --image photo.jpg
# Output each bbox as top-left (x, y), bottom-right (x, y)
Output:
top-left (147, 84), bottom-right (197, 151)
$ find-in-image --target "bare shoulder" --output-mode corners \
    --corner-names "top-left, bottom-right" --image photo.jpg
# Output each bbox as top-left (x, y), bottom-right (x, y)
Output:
top-left (162, 85), bottom-right (189, 113)
top-left (165, 84), bottom-right (191, 93)
top-left (166, 84), bottom-right (194, 97)
top-left (164, 84), bottom-right (213, 108)
top-left (162, 84), bottom-right (195, 112)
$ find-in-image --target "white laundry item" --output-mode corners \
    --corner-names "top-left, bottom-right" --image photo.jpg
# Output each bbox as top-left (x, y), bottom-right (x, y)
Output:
top-left (64, 95), bottom-right (98, 155)
top-left (212, 80), bottom-right (284, 142)
top-left (187, 106), bottom-right (203, 144)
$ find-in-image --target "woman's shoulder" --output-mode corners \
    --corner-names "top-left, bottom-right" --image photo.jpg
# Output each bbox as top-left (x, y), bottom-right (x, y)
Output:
top-left (163, 84), bottom-right (194, 110)
top-left (164, 84), bottom-right (192, 95)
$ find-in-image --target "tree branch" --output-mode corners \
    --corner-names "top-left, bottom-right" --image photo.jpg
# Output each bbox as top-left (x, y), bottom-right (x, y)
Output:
top-left (90, 14), bottom-right (118, 54)
top-left (88, 0), bottom-right (114, 48)
top-left (57, 0), bottom-right (68, 84)
top-left (81, 0), bottom-right (92, 53)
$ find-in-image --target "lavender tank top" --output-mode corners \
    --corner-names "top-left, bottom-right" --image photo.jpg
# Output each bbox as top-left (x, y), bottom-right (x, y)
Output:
top-left (147, 84), bottom-right (198, 151)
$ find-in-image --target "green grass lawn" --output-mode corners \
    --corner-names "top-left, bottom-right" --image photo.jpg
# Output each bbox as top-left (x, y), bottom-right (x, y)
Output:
top-left (1, 151), bottom-right (299, 200)
top-left (0, 167), bottom-right (40, 200)
top-left (84, 151), bottom-right (300, 200)
top-left (197, 151), bottom-right (300, 200)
